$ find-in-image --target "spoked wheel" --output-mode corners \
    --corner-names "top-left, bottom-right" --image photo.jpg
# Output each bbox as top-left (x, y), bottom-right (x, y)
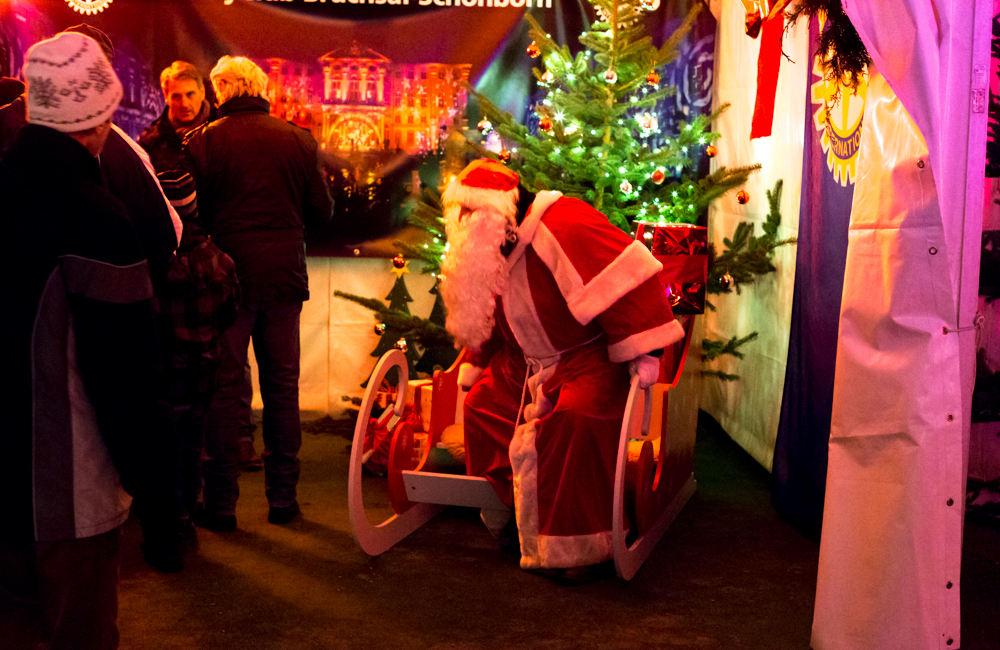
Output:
top-left (348, 350), bottom-right (445, 556)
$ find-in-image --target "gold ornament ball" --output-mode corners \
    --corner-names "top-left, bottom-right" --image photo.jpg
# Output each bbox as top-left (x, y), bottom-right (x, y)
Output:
top-left (374, 323), bottom-right (386, 335)
top-left (477, 118), bottom-right (493, 135)
top-left (538, 117), bottom-right (553, 131)
top-left (736, 190), bottom-right (750, 204)
top-left (651, 169), bottom-right (665, 185)
top-left (646, 71), bottom-right (659, 86)
top-left (527, 42), bottom-right (541, 58)
top-left (394, 338), bottom-right (408, 353)
top-left (720, 273), bottom-right (734, 290)
top-left (498, 149), bottom-right (511, 163)
top-left (603, 69), bottom-right (618, 84)
top-left (353, 248), bottom-right (361, 256)
top-left (705, 144), bottom-right (718, 158)
top-left (392, 255), bottom-right (406, 269)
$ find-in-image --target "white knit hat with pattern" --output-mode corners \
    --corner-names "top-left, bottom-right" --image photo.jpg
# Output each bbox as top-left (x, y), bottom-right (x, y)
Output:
top-left (23, 32), bottom-right (122, 133)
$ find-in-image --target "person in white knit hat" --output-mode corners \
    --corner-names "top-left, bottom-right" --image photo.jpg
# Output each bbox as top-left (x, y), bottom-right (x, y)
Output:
top-left (0, 31), bottom-right (182, 649)
top-left (22, 31), bottom-right (122, 135)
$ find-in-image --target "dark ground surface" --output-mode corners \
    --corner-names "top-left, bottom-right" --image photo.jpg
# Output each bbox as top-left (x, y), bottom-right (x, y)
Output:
top-left (115, 415), bottom-right (1000, 650)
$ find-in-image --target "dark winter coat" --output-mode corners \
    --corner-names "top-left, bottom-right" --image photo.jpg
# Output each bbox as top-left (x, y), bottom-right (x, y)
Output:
top-left (182, 95), bottom-right (333, 304)
top-left (139, 102), bottom-right (217, 174)
top-left (0, 124), bottom-right (178, 542)
top-left (0, 96), bottom-right (178, 283)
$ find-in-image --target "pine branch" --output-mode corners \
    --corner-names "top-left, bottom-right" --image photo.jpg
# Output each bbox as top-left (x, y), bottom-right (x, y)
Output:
top-left (702, 333), bottom-right (759, 361)
top-left (707, 179), bottom-right (796, 295)
top-left (701, 369), bottom-right (741, 382)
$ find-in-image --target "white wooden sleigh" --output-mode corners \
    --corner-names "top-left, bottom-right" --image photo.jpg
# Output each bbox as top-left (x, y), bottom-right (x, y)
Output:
top-left (347, 317), bottom-right (699, 580)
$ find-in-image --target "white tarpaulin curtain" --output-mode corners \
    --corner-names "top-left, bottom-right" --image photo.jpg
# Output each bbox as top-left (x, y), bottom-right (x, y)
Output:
top-left (703, 0), bottom-right (808, 470)
top-left (813, 2), bottom-right (990, 648)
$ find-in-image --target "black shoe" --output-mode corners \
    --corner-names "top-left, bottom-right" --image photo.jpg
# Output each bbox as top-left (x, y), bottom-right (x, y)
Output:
top-left (497, 518), bottom-right (521, 556)
top-left (179, 517), bottom-right (199, 553)
top-left (268, 502), bottom-right (300, 525)
top-left (527, 560), bottom-right (616, 586)
top-left (192, 505), bottom-right (237, 532)
top-left (141, 539), bottom-right (184, 573)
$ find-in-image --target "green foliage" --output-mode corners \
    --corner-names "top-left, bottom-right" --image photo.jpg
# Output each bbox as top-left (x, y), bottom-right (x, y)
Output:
top-left (700, 369), bottom-right (741, 382)
top-left (334, 290), bottom-right (454, 349)
top-left (394, 187), bottom-right (447, 276)
top-left (706, 179), bottom-right (797, 297)
top-left (464, 2), bottom-right (756, 232)
top-left (702, 333), bottom-right (759, 362)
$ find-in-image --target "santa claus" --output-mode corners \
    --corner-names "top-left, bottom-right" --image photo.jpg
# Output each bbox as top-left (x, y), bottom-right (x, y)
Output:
top-left (439, 159), bottom-right (683, 582)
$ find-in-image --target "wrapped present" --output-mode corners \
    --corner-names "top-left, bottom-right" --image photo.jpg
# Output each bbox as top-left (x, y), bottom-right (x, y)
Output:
top-left (634, 222), bottom-right (708, 314)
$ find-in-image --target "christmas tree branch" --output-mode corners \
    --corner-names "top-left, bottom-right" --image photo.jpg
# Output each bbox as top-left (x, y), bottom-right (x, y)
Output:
top-left (702, 332), bottom-right (759, 361)
top-left (707, 179), bottom-right (796, 295)
top-left (700, 369), bottom-right (741, 382)
top-left (333, 291), bottom-right (455, 348)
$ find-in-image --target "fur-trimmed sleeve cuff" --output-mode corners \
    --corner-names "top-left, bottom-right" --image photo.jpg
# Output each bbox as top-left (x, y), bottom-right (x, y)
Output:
top-left (607, 319), bottom-right (685, 363)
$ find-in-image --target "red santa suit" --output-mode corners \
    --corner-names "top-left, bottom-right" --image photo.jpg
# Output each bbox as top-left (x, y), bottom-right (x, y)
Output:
top-left (462, 190), bottom-right (684, 569)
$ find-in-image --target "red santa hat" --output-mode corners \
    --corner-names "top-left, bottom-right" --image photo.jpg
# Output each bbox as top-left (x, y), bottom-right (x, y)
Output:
top-left (442, 158), bottom-right (520, 228)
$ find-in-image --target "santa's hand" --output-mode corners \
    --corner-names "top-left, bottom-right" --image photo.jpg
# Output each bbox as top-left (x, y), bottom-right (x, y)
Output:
top-left (458, 363), bottom-right (484, 390)
top-left (628, 355), bottom-right (660, 389)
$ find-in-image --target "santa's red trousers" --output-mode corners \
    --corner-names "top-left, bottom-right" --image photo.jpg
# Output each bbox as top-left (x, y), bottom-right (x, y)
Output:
top-left (463, 340), bottom-right (631, 569)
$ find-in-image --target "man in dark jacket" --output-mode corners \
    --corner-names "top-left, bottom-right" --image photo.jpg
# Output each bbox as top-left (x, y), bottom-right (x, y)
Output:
top-left (0, 32), bottom-right (181, 649)
top-left (140, 61), bottom-right (262, 472)
top-left (139, 60), bottom-right (216, 174)
top-left (183, 56), bottom-right (333, 530)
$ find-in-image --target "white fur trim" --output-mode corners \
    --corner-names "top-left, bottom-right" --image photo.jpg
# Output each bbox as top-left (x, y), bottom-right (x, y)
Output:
top-left (529, 231), bottom-right (663, 326)
top-left (507, 191), bottom-right (563, 266)
top-left (537, 531), bottom-right (613, 569)
top-left (503, 253), bottom-right (561, 362)
top-left (628, 354), bottom-right (661, 389)
top-left (457, 363), bottom-right (483, 390)
top-left (442, 182), bottom-right (518, 226)
top-left (510, 416), bottom-right (541, 567)
top-left (608, 320), bottom-right (686, 363)
top-left (567, 241), bottom-right (663, 325)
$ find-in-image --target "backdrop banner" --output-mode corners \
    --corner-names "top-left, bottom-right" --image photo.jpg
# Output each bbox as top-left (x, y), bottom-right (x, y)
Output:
top-left (0, 0), bottom-right (718, 414)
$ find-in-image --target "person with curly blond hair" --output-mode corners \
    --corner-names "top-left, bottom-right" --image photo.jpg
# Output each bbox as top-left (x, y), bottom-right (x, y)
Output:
top-left (182, 56), bottom-right (333, 531)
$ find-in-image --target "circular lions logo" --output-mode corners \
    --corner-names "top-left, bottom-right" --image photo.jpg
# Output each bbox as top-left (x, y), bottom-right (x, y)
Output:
top-left (66, 0), bottom-right (112, 15)
top-left (809, 23), bottom-right (867, 187)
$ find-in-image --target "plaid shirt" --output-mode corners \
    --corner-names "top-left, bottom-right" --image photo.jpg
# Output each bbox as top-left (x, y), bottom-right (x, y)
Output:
top-left (153, 171), bottom-right (240, 416)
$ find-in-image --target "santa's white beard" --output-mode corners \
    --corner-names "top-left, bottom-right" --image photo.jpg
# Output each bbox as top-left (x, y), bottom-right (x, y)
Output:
top-left (440, 205), bottom-right (510, 352)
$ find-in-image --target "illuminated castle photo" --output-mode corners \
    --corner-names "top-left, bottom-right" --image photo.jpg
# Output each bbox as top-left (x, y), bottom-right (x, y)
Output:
top-left (256, 44), bottom-right (471, 153)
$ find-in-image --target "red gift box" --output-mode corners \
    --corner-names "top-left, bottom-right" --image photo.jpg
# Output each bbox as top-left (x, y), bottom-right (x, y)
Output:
top-left (634, 222), bottom-right (708, 315)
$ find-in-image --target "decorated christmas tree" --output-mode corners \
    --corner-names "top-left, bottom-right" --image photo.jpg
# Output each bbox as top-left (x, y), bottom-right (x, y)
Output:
top-left (466, 2), bottom-right (758, 232)
top-left (341, 0), bottom-right (794, 380)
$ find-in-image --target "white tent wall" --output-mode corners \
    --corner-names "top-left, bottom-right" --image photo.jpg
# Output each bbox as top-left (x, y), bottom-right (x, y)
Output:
top-left (247, 257), bottom-right (439, 419)
top-left (811, 2), bottom-right (990, 647)
top-left (702, 0), bottom-right (808, 470)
